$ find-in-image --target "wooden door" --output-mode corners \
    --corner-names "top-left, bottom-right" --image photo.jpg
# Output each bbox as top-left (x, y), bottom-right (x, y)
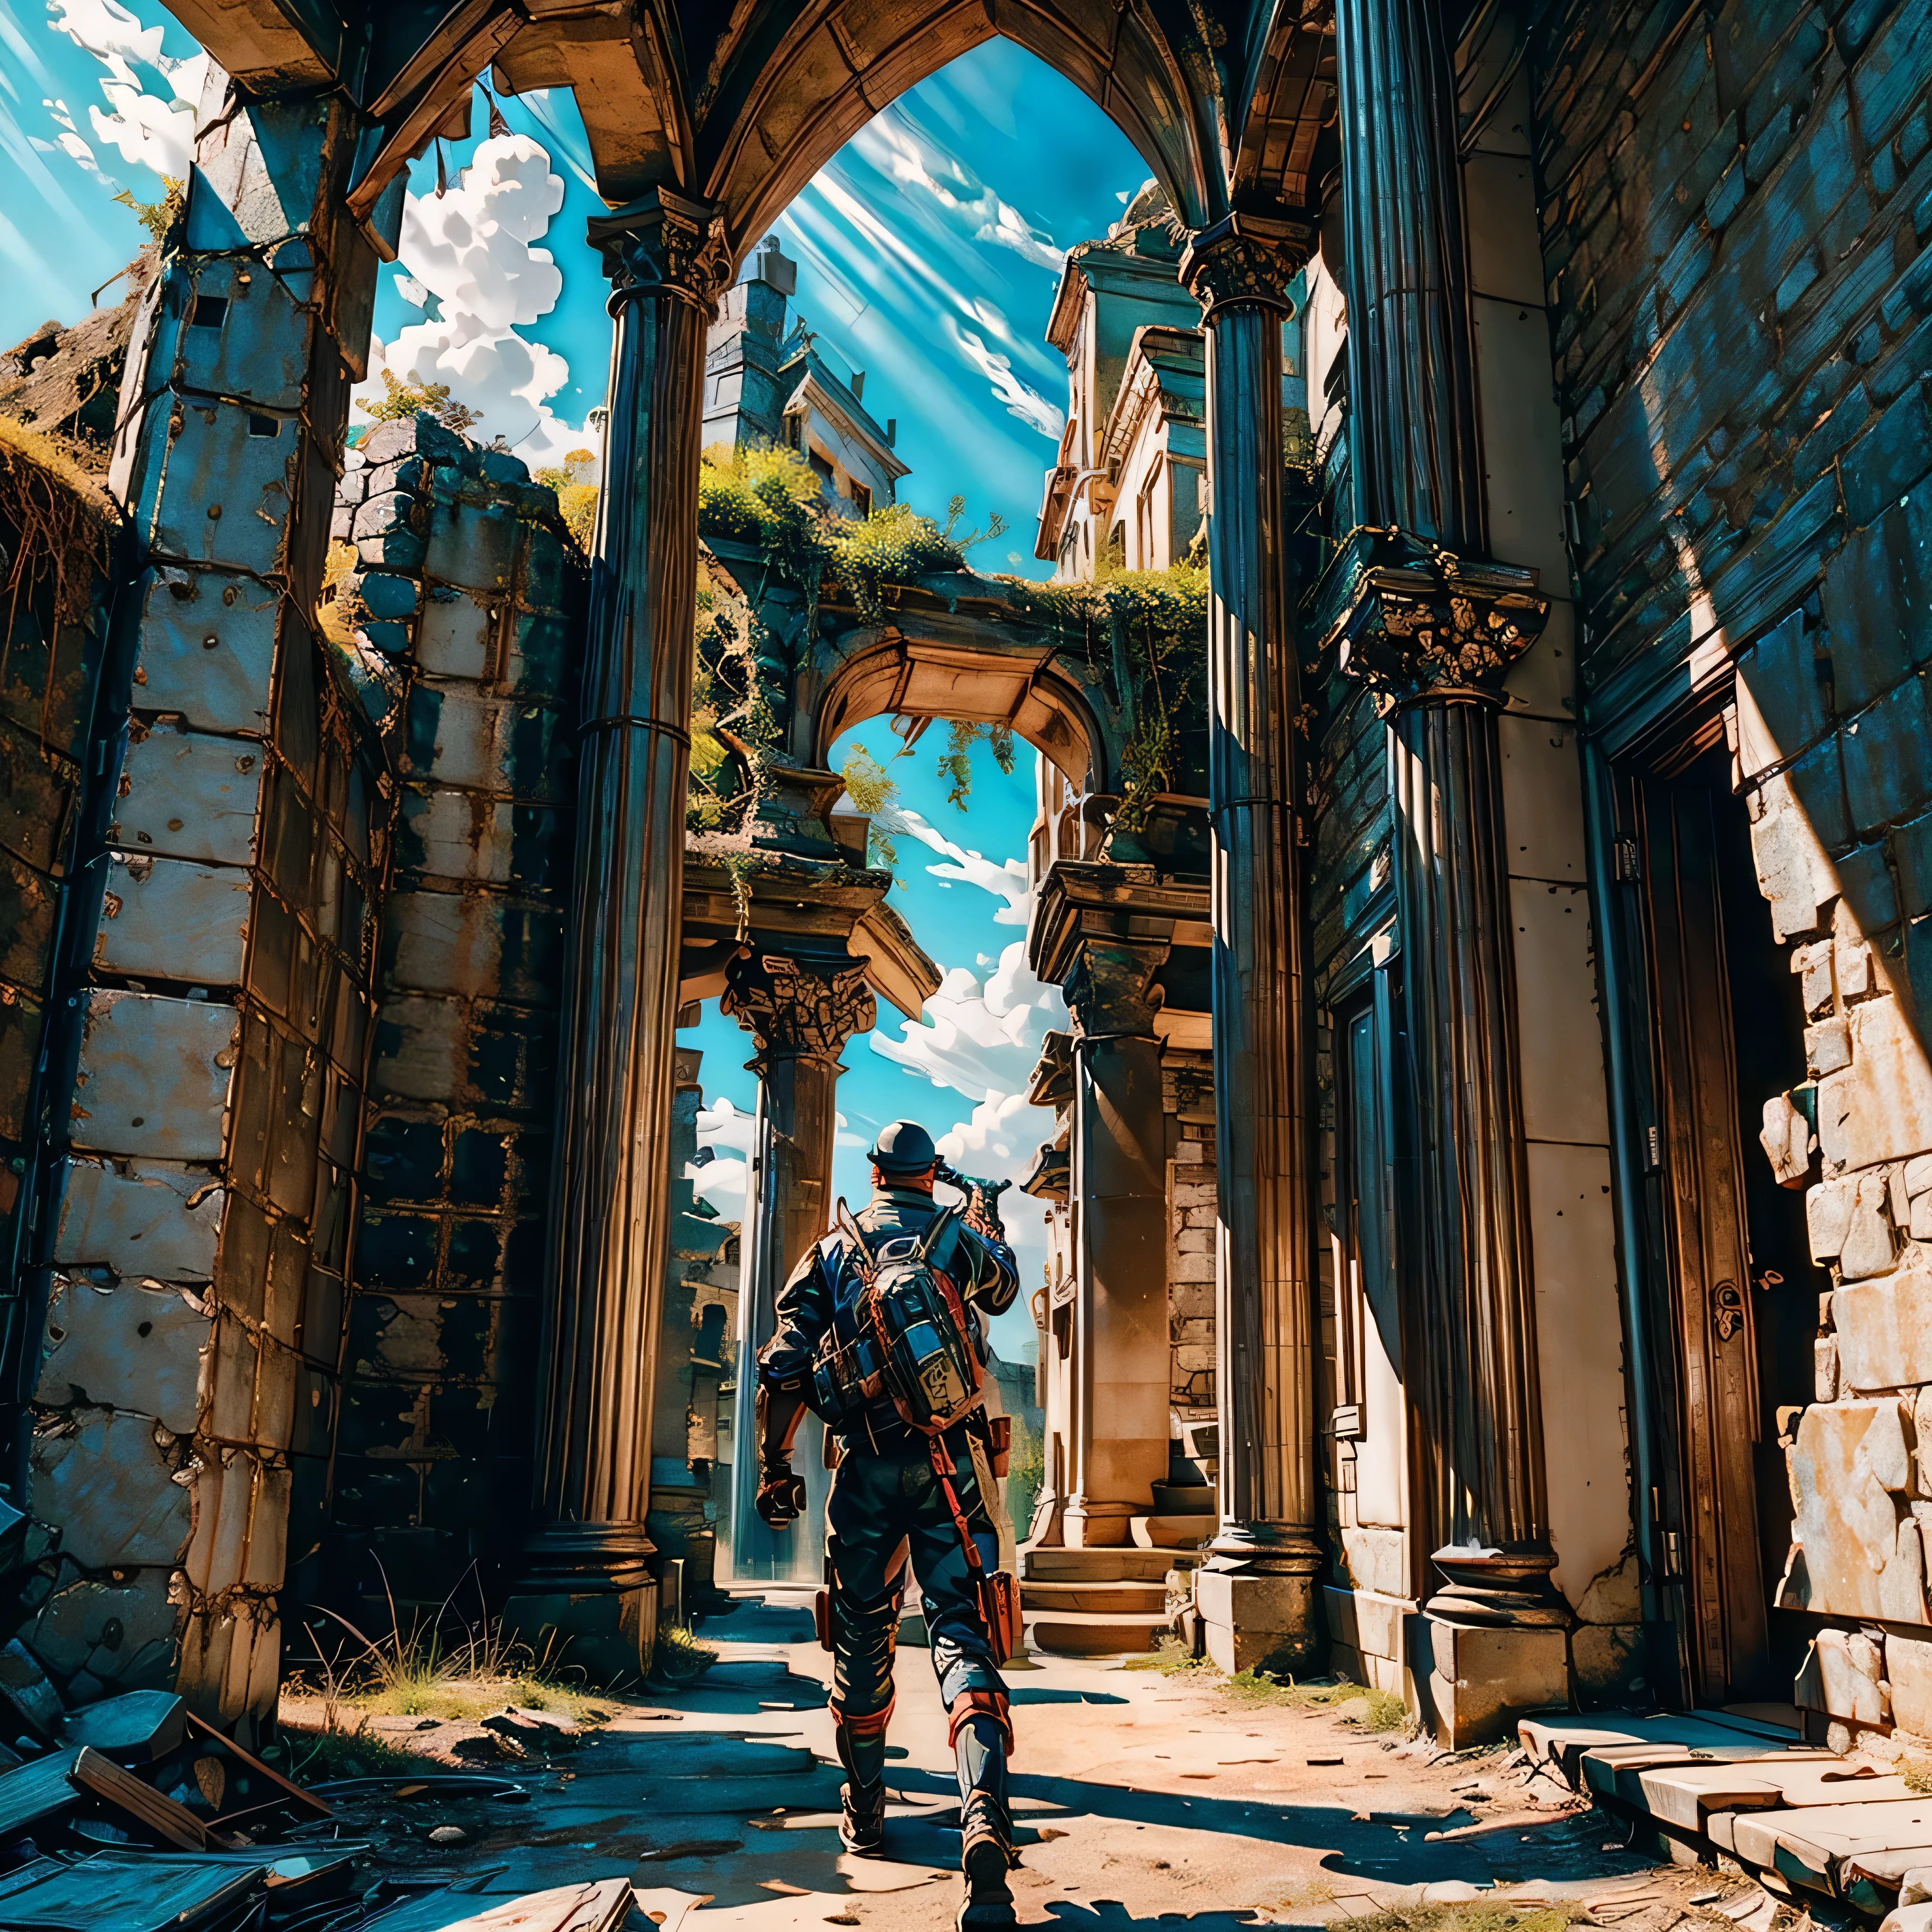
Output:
top-left (1637, 782), bottom-right (1769, 1702)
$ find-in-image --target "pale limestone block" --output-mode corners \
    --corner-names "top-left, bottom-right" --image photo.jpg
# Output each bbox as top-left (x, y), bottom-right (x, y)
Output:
top-left (1169, 1251), bottom-right (1215, 1284)
top-left (1750, 769), bottom-right (1837, 940)
top-left (1805, 1627), bottom-right (1887, 1722)
top-left (1916, 1195), bottom-right (1932, 1242)
top-left (1175, 1141), bottom-right (1205, 1164)
top-left (1173, 1227), bottom-right (1213, 1254)
top-left (1818, 999), bottom-right (1932, 1171)
top-left (1833, 1261), bottom-right (1932, 1390)
top-left (1796, 941), bottom-right (1835, 1016)
top-left (1172, 1182), bottom-right (1216, 1208)
top-left (1869, 1402), bottom-right (1918, 1492)
top-left (1817, 1335), bottom-right (1840, 1403)
top-left (1575, 1551), bottom-right (1641, 1624)
top-left (1573, 1622), bottom-right (1642, 1695)
top-left (1840, 939), bottom-right (1874, 1000)
top-left (1887, 1517), bottom-right (1932, 1624)
top-left (1808, 1017), bottom-right (1853, 1077)
top-left (1762, 1093), bottom-right (1811, 1185)
top-left (1900, 1167), bottom-right (1918, 1226)
top-left (1809, 1179), bottom-right (1857, 1261)
top-left (1915, 1389), bottom-right (1932, 1494)
top-left (1182, 1207), bottom-right (1216, 1230)
top-left (1909, 1155), bottom-right (1932, 1199)
top-left (1789, 1401), bottom-right (1907, 1616)
top-left (1898, 1876), bottom-right (1932, 1912)
top-left (1888, 1630), bottom-right (1932, 1734)
top-left (1844, 1174), bottom-right (1900, 1280)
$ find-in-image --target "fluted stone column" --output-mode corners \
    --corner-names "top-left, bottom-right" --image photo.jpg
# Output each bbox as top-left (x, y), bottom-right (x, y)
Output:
top-left (1179, 214), bottom-right (1323, 1671)
top-left (1330, 0), bottom-right (1565, 1739)
top-left (1063, 936), bottom-right (1171, 1549)
top-left (513, 190), bottom-right (732, 1677)
top-left (722, 947), bottom-right (875, 1581)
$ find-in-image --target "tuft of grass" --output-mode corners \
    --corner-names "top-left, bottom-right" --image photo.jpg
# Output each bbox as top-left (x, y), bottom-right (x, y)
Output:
top-left (1330, 1905), bottom-right (1588, 1932)
top-left (278, 1724), bottom-right (447, 1786)
top-left (1904, 1756), bottom-right (1932, 1794)
top-left (653, 1624), bottom-right (719, 1687)
top-left (1124, 1641), bottom-right (1412, 1731)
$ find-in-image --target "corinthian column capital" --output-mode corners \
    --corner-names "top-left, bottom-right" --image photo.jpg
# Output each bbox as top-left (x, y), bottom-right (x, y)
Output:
top-left (1179, 211), bottom-right (1314, 323)
top-left (722, 947), bottom-right (876, 1066)
top-left (588, 187), bottom-right (734, 314)
top-left (1325, 536), bottom-right (1550, 707)
top-left (1063, 935), bottom-right (1167, 1041)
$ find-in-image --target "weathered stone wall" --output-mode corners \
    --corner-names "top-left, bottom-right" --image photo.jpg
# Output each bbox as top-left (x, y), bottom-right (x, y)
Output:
top-left (1162, 1057), bottom-right (1216, 1430)
top-left (18, 72), bottom-right (392, 1735)
top-left (324, 412), bottom-right (585, 1622)
top-left (1532, 0), bottom-right (1932, 1735)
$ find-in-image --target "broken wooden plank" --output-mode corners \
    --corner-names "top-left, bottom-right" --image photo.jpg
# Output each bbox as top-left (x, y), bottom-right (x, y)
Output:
top-left (0, 1854), bottom-right (259, 1932)
top-left (0, 1641), bottom-right (63, 1745)
top-left (0, 1748), bottom-right (86, 1840)
top-left (1730, 1798), bottom-right (1932, 1896)
top-left (59, 1690), bottom-right (186, 1763)
top-left (185, 1709), bottom-right (332, 1817)
top-left (433, 1879), bottom-right (635, 1932)
top-left (70, 1745), bottom-right (207, 1849)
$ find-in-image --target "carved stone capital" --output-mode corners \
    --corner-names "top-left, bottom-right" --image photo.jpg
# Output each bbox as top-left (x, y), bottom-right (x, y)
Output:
top-left (588, 188), bottom-right (733, 314)
top-left (722, 948), bottom-right (875, 1063)
top-left (1064, 935), bottom-right (1167, 1039)
top-left (1325, 537), bottom-right (1549, 704)
top-left (1180, 211), bottom-right (1315, 322)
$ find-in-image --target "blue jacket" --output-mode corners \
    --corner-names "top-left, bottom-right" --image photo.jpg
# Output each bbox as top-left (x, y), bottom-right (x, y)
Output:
top-left (758, 1183), bottom-right (1021, 1449)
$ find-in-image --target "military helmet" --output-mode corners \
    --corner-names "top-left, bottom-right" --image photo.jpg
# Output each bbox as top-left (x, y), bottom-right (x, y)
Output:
top-left (867, 1119), bottom-right (938, 1175)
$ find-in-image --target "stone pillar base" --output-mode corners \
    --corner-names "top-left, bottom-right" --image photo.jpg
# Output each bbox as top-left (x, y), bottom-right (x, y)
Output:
top-left (1196, 1563), bottom-right (1318, 1674)
top-left (1411, 1613), bottom-right (1569, 1747)
top-left (505, 1524), bottom-right (658, 1685)
top-left (1065, 1500), bottom-right (1137, 1548)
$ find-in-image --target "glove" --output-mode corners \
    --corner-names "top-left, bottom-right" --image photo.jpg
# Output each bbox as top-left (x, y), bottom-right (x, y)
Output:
top-left (756, 1463), bottom-right (808, 1530)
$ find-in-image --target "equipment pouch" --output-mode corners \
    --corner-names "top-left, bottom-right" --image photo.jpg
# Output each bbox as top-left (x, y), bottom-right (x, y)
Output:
top-left (814, 1587), bottom-right (834, 1652)
top-left (978, 1569), bottom-right (1022, 1666)
top-left (986, 1414), bottom-right (1011, 1477)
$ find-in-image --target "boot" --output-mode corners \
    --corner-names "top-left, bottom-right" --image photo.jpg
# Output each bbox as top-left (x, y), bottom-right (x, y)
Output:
top-left (957, 1792), bottom-right (1016, 1928)
top-left (839, 1779), bottom-right (887, 1857)
top-left (953, 1712), bottom-right (1016, 1929)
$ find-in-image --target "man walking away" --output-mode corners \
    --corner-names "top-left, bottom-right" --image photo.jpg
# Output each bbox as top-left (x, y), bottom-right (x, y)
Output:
top-left (753, 1120), bottom-right (1023, 1930)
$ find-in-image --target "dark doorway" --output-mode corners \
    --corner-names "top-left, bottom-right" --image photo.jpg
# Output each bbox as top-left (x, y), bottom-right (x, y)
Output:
top-left (1618, 746), bottom-right (1815, 1706)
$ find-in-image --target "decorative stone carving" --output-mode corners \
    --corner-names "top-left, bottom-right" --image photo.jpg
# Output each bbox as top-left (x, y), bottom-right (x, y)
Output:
top-left (1063, 935), bottom-right (1165, 1039)
top-left (721, 948), bottom-right (876, 1063)
top-left (588, 188), bottom-right (733, 313)
top-left (1325, 539), bottom-right (1550, 705)
top-left (1178, 211), bottom-right (1313, 321)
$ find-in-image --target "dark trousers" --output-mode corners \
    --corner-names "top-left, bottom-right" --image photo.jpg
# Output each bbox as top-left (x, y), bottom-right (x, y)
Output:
top-left (824, 1424), bottom-right (1008, 1812)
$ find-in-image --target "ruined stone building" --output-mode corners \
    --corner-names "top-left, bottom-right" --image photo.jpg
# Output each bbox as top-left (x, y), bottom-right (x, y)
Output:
top-left (0, 0), bottom-right (1931, 1761)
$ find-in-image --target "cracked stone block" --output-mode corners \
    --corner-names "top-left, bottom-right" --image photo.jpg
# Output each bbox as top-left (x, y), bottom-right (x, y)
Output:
top-left (167, 258), bottom-right (310, 412)
top-left (1889, 1630), bottom-right (1932, 1735)
top-left (1817, 1333), bottom-right (1840, 1401)
top-left (1809, 1178), bottom-right (1857, 1261)
top-left (1866, 1400), bottom-right (1916, 1493)
top-left (1842, 1172), bottom-right (1898, 1279)
top-left (1573, 1622), bottom-right (1643, 1699)
top-left (1808, 1016), bottom-right (1853, 1077)
top-left (422, 499), bottom-right (517, 591)
top-left (1799, 1627), bottom-right (1888, 1722)
top-left (1890, 1517), bottom-right (1932, 1623)
top-left (36, 1277), bottom-right (208, 1432)
top-left (32, 1408), bottom-right (192, 1570)
top-left (1835, 1259), bottom-right (1932, 1390)
top-left (131, 570), bottom-right (276, 733)
top-left (25, 1571), bottom-right (176, 1696)
top-left (1762, 1093), bottom-right (1812, 1185)
top-left (113, 724), bottom-right (264, 867)
top-left (1840, 938), bottom-right (1874, 999)
top-left (1788, 1399), bottom-right (1909, 1617)
top-left (1750, 769), bottom-right (1837, 940)
top-left (95, 853), bottom-right (250, 984)
top-left (1575, 1551), bottom-right (1641, 1624)
top-left (54, 1158), bottom-right (223, 1282)
top-left (1916, 1193), bottom-right (1932, 1241)
top-left (1796, 941), bottom-right (1835, 1015)
top-left (68, 991), bottom-right (241, 1165)
top-left (1910, 1156), bottom-right (1932, 1198)
top-left (416, 591), bottom-right (494, 680)
top-left (1817, 997), bottom-right (1932, 1171)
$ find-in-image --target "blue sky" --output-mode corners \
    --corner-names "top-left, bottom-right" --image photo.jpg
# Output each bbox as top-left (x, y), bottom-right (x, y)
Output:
top-left (7, 4), bottom-right (1158, 1361)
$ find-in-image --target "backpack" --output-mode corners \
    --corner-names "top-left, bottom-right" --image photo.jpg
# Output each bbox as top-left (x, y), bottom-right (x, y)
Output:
top-left (810, 1201), bottom-right (986, 1434)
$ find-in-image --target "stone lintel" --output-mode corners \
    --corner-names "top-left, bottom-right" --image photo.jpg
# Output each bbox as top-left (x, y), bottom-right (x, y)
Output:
top-left (1030, 858), bottom-right (1209, 986)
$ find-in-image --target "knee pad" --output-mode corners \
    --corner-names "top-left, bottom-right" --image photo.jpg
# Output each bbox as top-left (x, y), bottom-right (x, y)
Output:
top-left (831, 1695), bottom-right (896, 1739)
top-left (947, 1686), bottom-right (1012, 1756)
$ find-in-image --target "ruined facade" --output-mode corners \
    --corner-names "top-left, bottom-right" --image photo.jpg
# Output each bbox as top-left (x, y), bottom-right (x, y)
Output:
top-left (0, 0), bottom-right (1931, 1769)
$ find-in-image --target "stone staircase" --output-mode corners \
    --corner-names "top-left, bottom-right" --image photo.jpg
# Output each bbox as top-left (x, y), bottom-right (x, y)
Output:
top-left (1020, 1446), bottom-right (1217, 1656)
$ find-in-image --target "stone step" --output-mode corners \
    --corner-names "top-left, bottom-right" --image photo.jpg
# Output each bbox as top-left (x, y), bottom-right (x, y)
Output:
top-left (1019, 1578), bottom-right (1168, 1615)
top-left (1020, 1545), bottom-right (1174, 1582)
top-left (1132, 1513), bottom-right (1216, 1550)
top-left (1026, 1607), bottom-right (1167, 1657)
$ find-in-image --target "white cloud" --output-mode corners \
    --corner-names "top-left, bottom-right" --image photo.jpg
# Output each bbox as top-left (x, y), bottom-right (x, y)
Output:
top-left (858, 114), bottom-right (1064, 274)
top-left (48, 0), bottom-right (207, 183)
top-left (356, 133), bottom-right (598, 468)
top-left (688, 1095), bottom-right (757, 1216)
top-left (945, 317), bottom-right (1065, 440)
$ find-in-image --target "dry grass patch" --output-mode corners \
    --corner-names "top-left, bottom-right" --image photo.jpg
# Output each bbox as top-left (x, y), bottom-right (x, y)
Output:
top-left (1124, 1639), bottom-right (1412, 1731)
